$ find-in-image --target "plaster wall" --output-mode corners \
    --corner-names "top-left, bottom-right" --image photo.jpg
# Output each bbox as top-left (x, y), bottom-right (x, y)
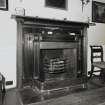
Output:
top-left (0, 0), bottom-right (105, 88)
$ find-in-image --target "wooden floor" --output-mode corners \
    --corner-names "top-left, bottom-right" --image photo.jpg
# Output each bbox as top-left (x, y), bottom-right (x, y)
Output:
top-left (3, 87), bottom-right (105, 105)
top-left (3, 89), bottom-right (20, 105)
top-left (3, 77), bottom-right (105, 105)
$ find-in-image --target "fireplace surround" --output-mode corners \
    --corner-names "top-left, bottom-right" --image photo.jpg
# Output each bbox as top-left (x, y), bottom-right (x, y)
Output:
top-left (13, 15), bottom-right (89, 93)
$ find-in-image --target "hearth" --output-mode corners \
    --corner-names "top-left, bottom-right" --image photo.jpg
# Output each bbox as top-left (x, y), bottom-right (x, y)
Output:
top-left (13, 15), bottom-right (89, 93)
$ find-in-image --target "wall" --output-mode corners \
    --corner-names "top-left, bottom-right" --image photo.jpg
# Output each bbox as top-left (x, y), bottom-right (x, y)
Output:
top-left (84, 0), bottom-right (105, 72)
top-left (0, 0), bottom-right (86, 88)
top-left (21, 0), bottom-right (86, 21)
top-left (0, 0), bottom-right (105, 88)
top-left (0, 0), bottom-right (17, 88)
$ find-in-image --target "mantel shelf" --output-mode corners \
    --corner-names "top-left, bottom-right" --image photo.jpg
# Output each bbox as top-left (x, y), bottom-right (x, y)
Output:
top-left (11, 14), bottom-right (89, 28)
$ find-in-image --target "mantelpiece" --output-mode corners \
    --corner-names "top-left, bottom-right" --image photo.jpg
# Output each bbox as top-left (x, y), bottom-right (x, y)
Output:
top-left (12, 15), bottom-right (89, 94)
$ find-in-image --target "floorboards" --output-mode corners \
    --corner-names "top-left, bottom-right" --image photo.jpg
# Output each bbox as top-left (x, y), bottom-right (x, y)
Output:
top-left (2, 77), bottom-right (105, 105)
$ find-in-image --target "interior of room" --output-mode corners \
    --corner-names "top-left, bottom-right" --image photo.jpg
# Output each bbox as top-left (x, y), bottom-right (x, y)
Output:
top-left (0, 0), bottom-right (105, 105)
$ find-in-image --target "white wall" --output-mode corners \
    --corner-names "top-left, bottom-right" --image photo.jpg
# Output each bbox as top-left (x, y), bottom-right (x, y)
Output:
top-left (0, 0), bottom-right (17, 88)
top-left (0, 0), bottom-right (86, 88)
top-left (84, 0), bottom-right (105, 72)
top-left (17, 0), bottom-right (89, 22)
top-left (0, 0), bottom-right (105, 88)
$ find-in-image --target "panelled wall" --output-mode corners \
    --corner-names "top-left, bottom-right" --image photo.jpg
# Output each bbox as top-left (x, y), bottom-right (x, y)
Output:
top-left (0, 0), bottom-right (105, 88)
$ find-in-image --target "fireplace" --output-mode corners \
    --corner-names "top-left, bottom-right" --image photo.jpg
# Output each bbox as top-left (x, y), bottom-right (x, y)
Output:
top-left (40, 43), bottom-right (78, 78)
top-left (13, 15), bottom-right (89, 93)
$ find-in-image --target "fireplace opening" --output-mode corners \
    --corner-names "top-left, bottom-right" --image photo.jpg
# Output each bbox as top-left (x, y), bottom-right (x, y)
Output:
top-left (40, 48), bottom-right (77, 81)
top-left (41, 49), bottom-right (66, 74)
